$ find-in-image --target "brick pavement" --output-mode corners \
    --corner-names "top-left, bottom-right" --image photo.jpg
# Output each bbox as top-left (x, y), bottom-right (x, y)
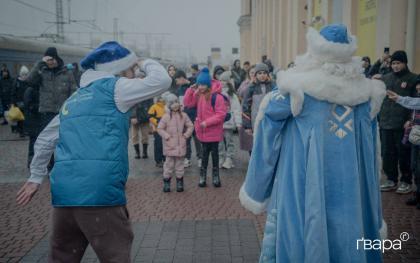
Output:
top-left (22, 219), bottom-right (261, 263)
top-left (1, 125), bottom-right (420, 262)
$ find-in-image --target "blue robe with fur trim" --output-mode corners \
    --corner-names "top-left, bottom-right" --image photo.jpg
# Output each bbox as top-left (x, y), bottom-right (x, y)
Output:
top-left (240, 90), bottom-right (385, 263)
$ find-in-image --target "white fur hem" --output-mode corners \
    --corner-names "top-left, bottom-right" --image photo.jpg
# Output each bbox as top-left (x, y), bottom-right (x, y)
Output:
top-left (380, 219), bottom-right (387, 240)
top-left (95, 52), bottom-right (138, 75)
top-left (239, 184), bottom-right (268, 215)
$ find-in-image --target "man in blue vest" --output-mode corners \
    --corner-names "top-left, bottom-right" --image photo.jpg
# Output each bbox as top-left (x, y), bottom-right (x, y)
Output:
top-left (16, 41), bottom-right (171, 262)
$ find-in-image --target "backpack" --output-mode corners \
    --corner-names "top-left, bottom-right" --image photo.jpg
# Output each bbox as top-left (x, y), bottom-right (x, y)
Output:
top-left (211, 93), bottom-right (231, 122)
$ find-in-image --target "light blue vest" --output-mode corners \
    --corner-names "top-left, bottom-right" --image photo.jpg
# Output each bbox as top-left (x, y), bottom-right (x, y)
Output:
top-left (50, 77), bottom-right (130, 206)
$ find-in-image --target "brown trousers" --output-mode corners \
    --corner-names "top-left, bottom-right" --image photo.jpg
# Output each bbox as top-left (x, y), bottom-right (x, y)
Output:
top-left (48, 206), bottom-right (133, 263)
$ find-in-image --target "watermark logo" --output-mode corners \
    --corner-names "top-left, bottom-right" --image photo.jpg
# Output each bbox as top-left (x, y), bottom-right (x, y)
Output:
top-left (356, 232), bottom-right (409, 253)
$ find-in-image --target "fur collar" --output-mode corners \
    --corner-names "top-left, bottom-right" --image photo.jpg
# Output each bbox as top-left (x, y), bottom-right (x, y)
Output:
top-left (276, 55), bottom-right (386, 119)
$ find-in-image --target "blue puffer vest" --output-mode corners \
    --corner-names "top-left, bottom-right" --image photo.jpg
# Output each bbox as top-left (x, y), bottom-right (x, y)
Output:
top-left (50, 77), bottom-right (130, 206)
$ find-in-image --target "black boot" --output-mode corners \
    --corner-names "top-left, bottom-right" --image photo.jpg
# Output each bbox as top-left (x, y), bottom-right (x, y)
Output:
top-left (142, 144), bottom-right (148, 159)
top-left (134, 144), bottom-right (140, 159)
top-left (199, 168), bottom-right (207, 187)
top-left (406, 192), bottom-right (420, 206)
top-left (176, 177), bottom-right (184, 192)
top-left (163, 178), bottom-right (171, 192)
top-left (212, 167), bottom-right (221, 187)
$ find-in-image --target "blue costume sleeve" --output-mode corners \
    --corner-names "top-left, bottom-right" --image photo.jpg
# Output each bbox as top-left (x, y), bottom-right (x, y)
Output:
top-left (239, 92), bottom-right (292, 214)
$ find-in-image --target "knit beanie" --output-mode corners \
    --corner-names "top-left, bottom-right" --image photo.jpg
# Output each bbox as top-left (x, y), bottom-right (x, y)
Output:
top-left (254, 63), bottom-right (269, 74)
top-left (219, 71), bottom-right (232, 82)
top-left (391, 50), bottom-right (408, 64)
top-left (44, 47), bottom-right (59, 60)
top-left (164, 93), bottom-right (179, 108)
top-left (196, 68), bottom-right (212, 87)
top-left (174, 70), bottom-right (187, 79)
top-left (213, 65), bottom-right (225, 79)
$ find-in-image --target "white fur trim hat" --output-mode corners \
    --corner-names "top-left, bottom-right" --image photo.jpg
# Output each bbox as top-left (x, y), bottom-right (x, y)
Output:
top-left (80, 41), bottom-right (138, 75)
top-left (307, 24), bottom-right (357, 63)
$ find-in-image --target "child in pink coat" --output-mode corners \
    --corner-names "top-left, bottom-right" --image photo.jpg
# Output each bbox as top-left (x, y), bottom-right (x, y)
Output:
top-left (157, 94), bottom-right (194, 192)
top-left (183, 68), bottom-right (227, 188)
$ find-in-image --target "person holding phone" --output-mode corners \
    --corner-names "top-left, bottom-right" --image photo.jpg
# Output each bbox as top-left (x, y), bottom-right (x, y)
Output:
top-left (368, 47), bottom-right (392, 78)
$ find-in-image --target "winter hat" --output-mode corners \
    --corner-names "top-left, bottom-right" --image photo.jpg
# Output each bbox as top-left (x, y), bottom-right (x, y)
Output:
top-left (174, 70), bottom-right (187, 79)
top-left (80, 41), bottom-right (138, 75)
top-left (196, 67), bottom-right (212, 87)
top-left (219, 71), bottom-right (232, 82)
top-left (391, 50), bottom-right (408, 64)
top-left (213, 65), bottom-right (225, 79)
top-left (306, 24), bottom-right (357, 63)
top-left (164, 93), bottom-right (179, 109)
top-left (320, 24), bottom-right (349, 44)
top-left (191, 64), bottom-right (199, 71)
top-left (362, 56), bottom-right (371, 64)
top-left (254, 63), bottom-right (269, 74)
top-left (44, 47), bottom-right (60, 60)
top-left (19, 66), bottom-right (29, 76)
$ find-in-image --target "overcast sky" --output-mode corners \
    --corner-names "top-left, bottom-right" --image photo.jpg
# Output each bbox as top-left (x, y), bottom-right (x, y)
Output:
top-left (1, 0), bottom-right (240, 63)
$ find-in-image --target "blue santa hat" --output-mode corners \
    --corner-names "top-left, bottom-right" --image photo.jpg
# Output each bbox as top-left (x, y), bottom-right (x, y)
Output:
top-left (80, 41), bottom-right (138, 74)
top-left (196, 67), bottom-right (212, 87)
top-left (320, 24), bottom-right (349, 44)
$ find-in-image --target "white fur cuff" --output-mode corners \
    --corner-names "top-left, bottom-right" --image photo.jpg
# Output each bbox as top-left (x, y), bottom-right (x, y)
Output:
top-left (239, 184), bottom-right (268, 215)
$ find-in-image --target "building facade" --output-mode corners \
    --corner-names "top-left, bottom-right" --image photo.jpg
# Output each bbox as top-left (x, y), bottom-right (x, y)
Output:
top-left (238, 0), bottom-right (420, 73)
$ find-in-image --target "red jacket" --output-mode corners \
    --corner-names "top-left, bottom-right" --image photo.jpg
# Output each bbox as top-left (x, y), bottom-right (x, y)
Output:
top-left (183, 80), bottom-right (227, 142)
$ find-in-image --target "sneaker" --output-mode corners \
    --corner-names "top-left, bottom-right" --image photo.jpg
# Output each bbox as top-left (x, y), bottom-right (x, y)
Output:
top-left (222, 158), bottom-right (233, 169)
top-left (197, 158), bottom-right (202, 168)
top-left (380, 180), bottom-right (397, 192)
top-left (396, 182), bottom-right (412, 194)
top-left (184, 158), bottom-right (191, 168)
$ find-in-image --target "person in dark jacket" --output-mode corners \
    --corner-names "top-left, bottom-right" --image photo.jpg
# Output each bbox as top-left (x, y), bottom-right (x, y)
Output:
top-left (167, 65), bottom-right (178, 95)
top-left (188, 64), bottom-right (199, 85)
top-left (26, 47), bottom-right (77, 131)
top-left (23, 84), bottom-right (40, 167)
top-left (368, 52), bottom-right (392, 77)
top-left (11, 66), bottom-right (31, 137)
top-left (242, 63), bottom-right (275, 132)
top-left (362, 56), bottom-right (371, 77)
top-left (131, 99), bottom-right (153, 159)
top-left (0, 68), bottom-right (14, 125)
top-left (379, 50), bottom-right (418, 194)
top-left (231, 59), bottom-right (246, 90)
top-left (25, 47), bottom-right (77, 170)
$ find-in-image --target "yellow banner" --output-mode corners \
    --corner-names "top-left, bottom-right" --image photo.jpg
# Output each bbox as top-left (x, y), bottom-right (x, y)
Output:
top-left (312, 0), bottom-right (323, 31)
top-left (356, 0), bottom-right (377, 59)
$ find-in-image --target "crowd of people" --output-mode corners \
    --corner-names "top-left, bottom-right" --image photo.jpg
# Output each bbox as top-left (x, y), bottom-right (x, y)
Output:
top-left (4, 22), bottom-right (419, 261)
top-left (361, 50), bottom-right (420, 210)
top-left (2, 45), bottom-right (420, 203)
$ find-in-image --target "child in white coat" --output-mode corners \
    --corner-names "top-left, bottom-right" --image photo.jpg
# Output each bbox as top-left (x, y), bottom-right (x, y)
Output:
top-left (218, 71), bottom-right (242, 169)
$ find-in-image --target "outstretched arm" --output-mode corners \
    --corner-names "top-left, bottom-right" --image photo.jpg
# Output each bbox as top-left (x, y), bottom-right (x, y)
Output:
top-left (16, 115), bottom-right (60, 205)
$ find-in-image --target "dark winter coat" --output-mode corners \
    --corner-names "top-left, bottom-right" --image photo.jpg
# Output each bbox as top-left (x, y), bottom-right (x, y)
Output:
top-left (11, 78), bottom-right (30, 105)
top-left (136, 98), bottom-right (154, 124)
top-left (0, 73), bottom-right (14, 107)
top-left (26, 60), bottom-right (77, 114)
top-left (379, 69), bottom-right (418, 130)
top-left (242, 81), bottom-right (275, 129)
